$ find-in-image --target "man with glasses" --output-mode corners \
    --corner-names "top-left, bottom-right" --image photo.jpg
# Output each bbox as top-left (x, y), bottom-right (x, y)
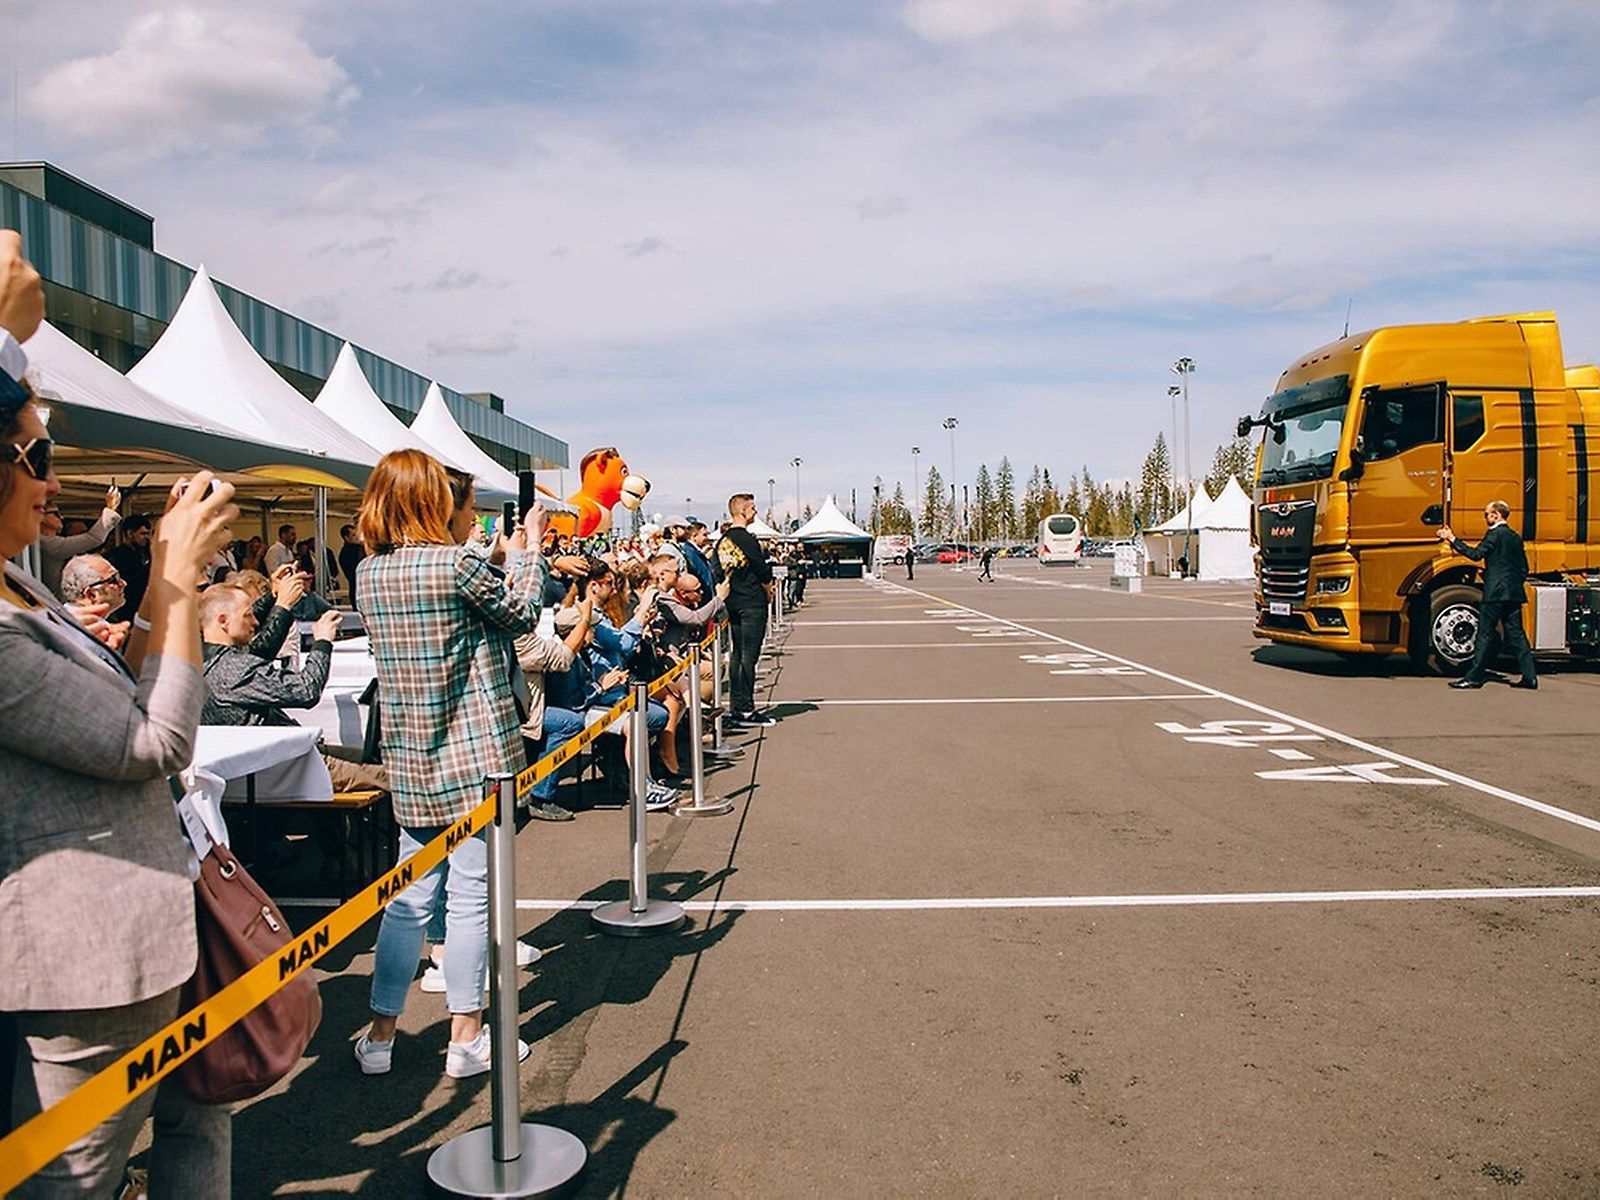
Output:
top-left (57, 553), bottom-right (130, 651)
top-left (1438, 499), bottom-right (1537, 690)
top-left (38, 483), bottom-right (122, 598)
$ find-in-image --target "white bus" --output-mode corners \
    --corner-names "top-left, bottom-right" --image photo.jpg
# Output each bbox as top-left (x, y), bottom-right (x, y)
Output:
top-left (1036, 513), bottom-right (1083, 565)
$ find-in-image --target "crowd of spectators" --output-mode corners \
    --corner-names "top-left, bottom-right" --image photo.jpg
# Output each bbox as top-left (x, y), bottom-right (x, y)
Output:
top-left (0, 217), bottom-right (789, 1191)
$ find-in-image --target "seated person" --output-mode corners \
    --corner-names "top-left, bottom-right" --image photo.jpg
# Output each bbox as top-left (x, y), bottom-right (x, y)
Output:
top-left (545, 593), bottom-right (676, 810)
top-left (199, 584), bottom-right (386, 798)
top-left (514, 594), bottom-right (592, 822)
top-left (645, 553), bottom-right (731, 771)
top-left (58, 552), bottom-right (133, 653)
top-left (230, 565), bottom-right (315, 659)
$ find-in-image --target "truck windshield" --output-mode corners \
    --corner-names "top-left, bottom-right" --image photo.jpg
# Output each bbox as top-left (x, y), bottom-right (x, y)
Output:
top-left (1255, 375), bottom-right (1351, 485)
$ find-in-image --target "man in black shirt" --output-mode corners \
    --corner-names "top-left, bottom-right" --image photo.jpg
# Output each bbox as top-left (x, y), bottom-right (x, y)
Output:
top-left (105, 514), bottom-right (152, 623)
top-left (1438, 499), bottom-right (1536, 690)
top-left (717, 492), bottom-right (775, 725)
top-left (338, 524), bottom-right (366, 606)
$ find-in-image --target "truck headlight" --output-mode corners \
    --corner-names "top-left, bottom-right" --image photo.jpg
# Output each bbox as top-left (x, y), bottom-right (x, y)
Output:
top-left (1315, 576), bottom-right (1351, 595)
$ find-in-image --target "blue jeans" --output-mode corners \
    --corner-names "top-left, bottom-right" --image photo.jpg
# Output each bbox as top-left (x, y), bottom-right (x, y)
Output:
top-left (370, 824), bottom-right (488, 1017)
top-left (530, 706), bottom-right (586, 802)
top-left (592, 691), bottom-right (669, 733)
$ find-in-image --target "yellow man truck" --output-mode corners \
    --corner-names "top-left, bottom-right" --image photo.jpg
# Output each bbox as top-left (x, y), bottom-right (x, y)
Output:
top-left (1237, 312), bottom-right (1600, 673)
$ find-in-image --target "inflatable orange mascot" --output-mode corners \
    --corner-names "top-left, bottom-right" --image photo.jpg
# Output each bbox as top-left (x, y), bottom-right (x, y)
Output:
top-left (537, 447), bottom-right (651, 537)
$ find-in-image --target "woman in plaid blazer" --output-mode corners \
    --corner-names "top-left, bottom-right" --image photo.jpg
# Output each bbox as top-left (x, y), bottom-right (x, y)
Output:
top-left (352, 450), bottom-right (545, 1080)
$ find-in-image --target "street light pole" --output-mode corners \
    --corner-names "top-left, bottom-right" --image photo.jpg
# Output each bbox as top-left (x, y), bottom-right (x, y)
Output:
top-left (873, 475), bottom-right (882, 535)
top-left (791, 456), bottom-right (803, 531)
top-left (767, 478), bottom-right (776, 525)
top-left (942, 417), bottom-right (959, 541)
top-left (1172, 357), bottom-right (1196, 577)
top-left (1166, 384), bottom-right (1182, 519)
top-left (911, 447), bottom-right (921, 536)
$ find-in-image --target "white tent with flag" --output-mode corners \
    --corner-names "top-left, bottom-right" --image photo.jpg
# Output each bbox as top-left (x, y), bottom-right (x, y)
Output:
top-left (408, 382), bottom-right (518, 501)
top-left (127, 266), bottom-right (379, 487)
top-left (794, 495), bottom-right (872, 540)
top-left (313, 343), bottom-right (467, 471)
top-left (1196, 475), bottom-right (1255, 581)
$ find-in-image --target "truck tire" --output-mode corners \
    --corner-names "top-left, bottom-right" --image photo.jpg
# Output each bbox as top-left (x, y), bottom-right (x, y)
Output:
top-left (1410, 584), bottom-right (1481, 675)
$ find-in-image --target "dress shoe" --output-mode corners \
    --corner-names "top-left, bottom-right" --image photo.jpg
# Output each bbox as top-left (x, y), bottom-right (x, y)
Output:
top-left (1510, 678), bottom-right (1538, 690)
top-left (1448, 677), bottom-right (1485, 689)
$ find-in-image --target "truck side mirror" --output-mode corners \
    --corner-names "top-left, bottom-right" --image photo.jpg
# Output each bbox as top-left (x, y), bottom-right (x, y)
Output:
top-left (1235, 415), bottom-right (1254, 439)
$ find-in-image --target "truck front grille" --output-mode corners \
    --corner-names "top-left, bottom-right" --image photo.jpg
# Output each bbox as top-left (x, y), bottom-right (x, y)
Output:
top-left (1260, 560), bottom-right (1309, 604)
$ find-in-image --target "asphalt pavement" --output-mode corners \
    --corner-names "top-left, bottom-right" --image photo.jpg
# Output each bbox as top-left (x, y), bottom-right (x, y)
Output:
top-left (222, 561), bottom-right (1600, 1197)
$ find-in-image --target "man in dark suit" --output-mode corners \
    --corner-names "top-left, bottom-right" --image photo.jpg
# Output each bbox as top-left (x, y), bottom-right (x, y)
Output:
top-left (1438, 499), bottom-right (1537, 690)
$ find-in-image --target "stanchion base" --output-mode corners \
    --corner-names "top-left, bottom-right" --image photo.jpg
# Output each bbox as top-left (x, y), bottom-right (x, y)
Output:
top-left (426, 1123), bottom-right (586, 1198)
top-left (590, 898), bottom-right (686, 937)
top-left (672, 796), bottom-right (735, 818)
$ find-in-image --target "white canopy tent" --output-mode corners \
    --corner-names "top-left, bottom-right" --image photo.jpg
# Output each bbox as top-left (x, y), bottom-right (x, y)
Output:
top-left (313, 343), bottom-right (467, 471)
top-left (794, 496), bottom-right (872, 540)
top-left (1196, 476), bottom-right (1255, 581)
top-left (409, 382), bottom-right (518, 502)
top-left (747, 516), bottom-right (782, 539)
top-left (1142, 484), bottom-right (1214, 576)
top-left (127, 266), bottom-right (379, 486)
top-left (25, 321), bottom-right (360, 494)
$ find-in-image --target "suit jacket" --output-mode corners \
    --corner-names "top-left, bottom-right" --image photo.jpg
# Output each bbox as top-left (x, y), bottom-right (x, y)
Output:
top-left (1450, 522), bottom-right (1529, 604)
top-left (0, 564), bottom-right (200, 1012)
top-left (357, 544), bottom-right (544, 827)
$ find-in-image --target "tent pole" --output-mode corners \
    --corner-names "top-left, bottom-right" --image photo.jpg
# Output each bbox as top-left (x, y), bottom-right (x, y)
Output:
top-left (313, 486), bottom-right (330, 598)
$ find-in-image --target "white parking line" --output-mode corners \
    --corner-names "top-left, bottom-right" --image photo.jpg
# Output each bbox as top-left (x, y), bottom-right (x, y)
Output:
top-left (517, 885), bottom-right (1600, 913)
top-left (810, 694), bottom-right (1218, 706)
top-left (785, 641), bottom-right (1059, 650)
top-left (881, 582), bottom-right (1600, 838)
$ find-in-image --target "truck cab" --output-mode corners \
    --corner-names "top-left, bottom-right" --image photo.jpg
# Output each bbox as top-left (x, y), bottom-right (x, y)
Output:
top-left (1242, 312), bottom-right (1600, 672)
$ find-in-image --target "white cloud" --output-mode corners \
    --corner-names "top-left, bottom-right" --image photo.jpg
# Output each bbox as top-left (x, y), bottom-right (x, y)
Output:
top-left (427, 332), bottom-right (523, 357)
top-left (900, 0), bottom-right (1106, 42)
top-left (29, 8), bottom-right (355, 163)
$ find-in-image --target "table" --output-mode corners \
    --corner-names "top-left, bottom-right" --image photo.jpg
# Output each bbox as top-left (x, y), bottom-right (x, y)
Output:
top-left (189, 724), bottom-right (335, 856)
top-left (302, 636), bottom-right (378, 751)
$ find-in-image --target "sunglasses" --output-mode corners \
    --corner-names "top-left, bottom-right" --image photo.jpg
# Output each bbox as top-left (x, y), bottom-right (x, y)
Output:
top-left (5, 436), bottom-right (53, 481)
top-left (87, 571), bottom-right (124, 591)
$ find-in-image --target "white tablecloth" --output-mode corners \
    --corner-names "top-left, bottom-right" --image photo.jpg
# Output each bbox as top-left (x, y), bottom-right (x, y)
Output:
top-left (192, 724), bottom-right (333, 803)
top-left (302, 635), bottom-right (377, 750)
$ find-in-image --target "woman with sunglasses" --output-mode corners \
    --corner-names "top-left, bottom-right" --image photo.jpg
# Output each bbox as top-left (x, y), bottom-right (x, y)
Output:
top-left (0, 373), bottom-right (242, 1196)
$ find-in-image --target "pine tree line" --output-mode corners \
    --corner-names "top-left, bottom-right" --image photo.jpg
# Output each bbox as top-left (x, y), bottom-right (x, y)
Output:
top-left (864, 435), bottom-right (1255, 540)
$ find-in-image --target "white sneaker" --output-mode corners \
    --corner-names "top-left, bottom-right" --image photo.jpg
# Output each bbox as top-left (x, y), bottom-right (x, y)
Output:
top-left (516, 940), bottom-right (541, 967)
top-left (354, 1031), bottom-right (394, 1075)
top-left (444, 1028), bottom-right (530, 1079)
top-left (645, 783), bottom-right (676, 812)
top-left (419, 965), bottom-right (446, 993)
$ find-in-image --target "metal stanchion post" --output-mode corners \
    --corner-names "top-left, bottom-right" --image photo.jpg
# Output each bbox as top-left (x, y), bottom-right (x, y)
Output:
top-left (673, 643), bottom-right (734, 818)
top-left (591, 687), bottom-right (686, 936)
top-left (428, 776), bottom-right (586, 1198)
top-left (706, 624), bottom-right (744, 760)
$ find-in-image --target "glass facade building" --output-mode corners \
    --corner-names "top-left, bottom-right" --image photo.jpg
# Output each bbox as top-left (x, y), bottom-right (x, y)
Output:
top-left (0, 162), bottom-right (566, 470)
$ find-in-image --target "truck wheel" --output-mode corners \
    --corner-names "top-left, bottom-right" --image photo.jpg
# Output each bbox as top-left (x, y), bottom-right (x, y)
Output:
top-left (1411, 584), bottom-right (1481, 675)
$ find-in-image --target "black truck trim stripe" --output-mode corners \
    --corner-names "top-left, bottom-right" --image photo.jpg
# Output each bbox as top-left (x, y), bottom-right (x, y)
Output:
top-left (1520, 388), bottom-right (1538, 541)
top-left (1574, 424), bottom-right (1589, 543)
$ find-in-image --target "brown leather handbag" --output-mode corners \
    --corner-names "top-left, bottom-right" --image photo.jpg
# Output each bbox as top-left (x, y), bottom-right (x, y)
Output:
top-left (176, 840), bottom-right (323, 1104)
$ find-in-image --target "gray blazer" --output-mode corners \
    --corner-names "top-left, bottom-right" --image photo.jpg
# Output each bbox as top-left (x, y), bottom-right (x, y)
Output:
top-left (0, 563), bottom-right (202, 1012)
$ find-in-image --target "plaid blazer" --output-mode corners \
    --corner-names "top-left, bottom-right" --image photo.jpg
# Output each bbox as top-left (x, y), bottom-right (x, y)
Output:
top-left (358, 545), bottom-right (544, 827)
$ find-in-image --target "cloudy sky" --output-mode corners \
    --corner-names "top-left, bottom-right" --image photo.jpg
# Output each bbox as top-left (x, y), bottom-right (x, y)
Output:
top-left (10, 0), bottom-right (1600, 521)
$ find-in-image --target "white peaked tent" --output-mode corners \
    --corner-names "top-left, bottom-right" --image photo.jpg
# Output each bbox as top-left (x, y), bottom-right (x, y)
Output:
top-left (408, 382), bottom-right (518, 501)
top-left (127, 266), bottom-right (378, 487)
top-left (1197, 476), bottom-right (1255, 581)
top-left (313, 343), bottom-right (467, 471)
top-left (747, 516), bottom-right (782, 539)
top-left (1142, 483), bottom-right (1214, 576)
top-left (794, 495), bottom-right (872, 540)
top-left (25, 321), bottom-right (359, 491)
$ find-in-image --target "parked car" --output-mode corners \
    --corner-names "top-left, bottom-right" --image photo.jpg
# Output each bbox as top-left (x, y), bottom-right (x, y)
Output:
top-left (936, 546), bottom-right (975, 563)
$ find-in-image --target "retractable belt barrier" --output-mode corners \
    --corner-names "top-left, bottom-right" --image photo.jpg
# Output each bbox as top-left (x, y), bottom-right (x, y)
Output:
top-left (0, 621), bottom-right (724, 1193)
